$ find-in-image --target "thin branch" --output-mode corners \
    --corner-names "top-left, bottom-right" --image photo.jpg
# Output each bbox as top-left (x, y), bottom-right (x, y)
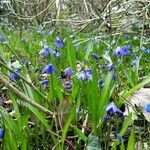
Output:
top-left (0, 73), bottom-right (54, 116)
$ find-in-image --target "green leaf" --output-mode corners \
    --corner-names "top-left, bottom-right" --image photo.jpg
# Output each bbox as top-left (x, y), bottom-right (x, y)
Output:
top-left (62, 109), bottom-right (74, 145)
top-left (85, 41), bottom-right (93, 60)
top-left (67, 38), bottom-right (76, 70)
top-left (0, 108), bottom-right (27, 149)
top-left (74, 126), bottom-right (87, 142)
top-left (127, 130), bottom-right (135, 150)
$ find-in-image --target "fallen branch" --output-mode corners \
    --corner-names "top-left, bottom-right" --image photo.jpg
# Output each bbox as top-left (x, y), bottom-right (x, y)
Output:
top-left (0, 73), bottom-right (54, 116)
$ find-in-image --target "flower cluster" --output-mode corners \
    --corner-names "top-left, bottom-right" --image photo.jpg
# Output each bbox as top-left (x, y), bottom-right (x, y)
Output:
top-left (113, 46), bottom-right (130, 56)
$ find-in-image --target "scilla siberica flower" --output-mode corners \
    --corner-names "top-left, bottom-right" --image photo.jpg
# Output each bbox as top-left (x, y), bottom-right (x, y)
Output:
top-left (77, 71), bottom-right (88, 81)
top-left (64, 84), bottom-right (72, 90)
top-left (40, 79), bottom-right (49, 89)
top-left (113, 46), bottom-right (130, 56)
top-left (106, 102), bottom-right (123, 117)
top-left (56, 52), bottom-right (61, 58)
top-left (56, 37), bottom-right (63, 48)
top-left (39, 44), bottom-right (56, 57)
top-left (92, 53), bottom-right (99, 60)
top-left (144, 103), bottom-right (150, 113)
top-left (0, 35), bottom-right (5, 42)
top-left (0, 128), bottom-right (4, 138)
top-left (64, 67), bottom-right (73, 76)
top-left (42, 64), bottom-right (57, 75)
top-left (10, 70), bottom-right (20, 81)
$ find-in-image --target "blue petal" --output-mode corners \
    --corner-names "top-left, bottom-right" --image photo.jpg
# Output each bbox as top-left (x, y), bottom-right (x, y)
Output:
top-left (42, 64), bottom-right (57, 75)
top-left (144, 103), bottom-right (150, 113)
top-left (64, 84), bottom-right (72, 90)
top-left (56, 37), bottom-right (63, 48)
top-left (0, 128), bottom-right (4, 138)
top-left (56, 52), bottom-right (61, 58)
top-left (64, 67), bottom-right (73, 76)
top-left (0, 35), bottom-right (5, 42)
top-left (40, 79), bottom-right (49, 88)
top-left (78, 71), bottom-right (88, 81)
top-left (92, 53), bottom-right (99, 60)
top-left (103, 115), bottom-right (108, 122)
top-left (10, 72), bottom-right (19, 80)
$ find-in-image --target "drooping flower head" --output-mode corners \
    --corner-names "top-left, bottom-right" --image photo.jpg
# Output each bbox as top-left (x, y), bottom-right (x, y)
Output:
top-left (77, 71), bottom-right (88, 81)
top-left (92, 53), bottom-right (99, 60)
top-left (64, 67), bottom-right (73, 76)
top-left (10, 69), bottom-right (21, 81)
top-left (0, 35), bottom-right (5, 42)
top-left (42, 64), bottom-right (57, 75)
top-left (113, 46), bottom-right (130, 56)
top-left (40, 79), bottom-right (49, 89)
top-left (64, 84), bottom-right (72, 90)
top-left (39, 44), bottom-right (56, 57)
top-left (106, 102), bottom-right (123, 117)
top-left (103, 115), bottom-right (109, 122)
top-left (56, 37), bottom-right (63, 48)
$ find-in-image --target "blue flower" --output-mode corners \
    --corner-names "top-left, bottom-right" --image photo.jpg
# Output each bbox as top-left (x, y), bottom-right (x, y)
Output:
top-left (98, 79), bottom-right (104, 88)
top-left (56, 52), bottom-right (61, 58)
top-left (116, 133), bottom-right (123, 142)
top-left (106, 102), bottom-right (118, 116)
top-left (0, 35), bottom-right (5, 42)
top-left (64, 67), bottom-right (73, 76)
top-left (77, 71), bottom-right (88, 81)
top-left (39, 46), bottom-right (50, 56)
top-left (64, 84), bottom-right (72, 90)
top-left (112, 74), bottom-right (117, 80)
top-left (86, 68), bottom-right (92, 75)
top-left (131, 59), bottom-right (138, 66)
top-left (42, 64), bottom-right (57, 75)
top-left (124, 34), bottom-right (129, 39)
top-left (113, 46), bottom-right (130, 56)
top-left (76, 108), bottom-right (81, 114)
top-left (39, 45), bottom-right (55, 56)
top-left (40, 79), bottom-right (49, 88)
top-left (106, 102), bottom-right (123, 116)
top-left (10, 70), bottom-right (20, 81)
top-left (103, 115), bottom-right (108, 122)
top-left (92, 53), bottom-right (99, 60)
top-left (144, 103), bottom-right (150, 113)
top-left (56, 37), bottom-right (63, 48)
top-left (0, 128), bottom-right (4, 138)
top-left (106, 63), bottom-right (113, 71)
